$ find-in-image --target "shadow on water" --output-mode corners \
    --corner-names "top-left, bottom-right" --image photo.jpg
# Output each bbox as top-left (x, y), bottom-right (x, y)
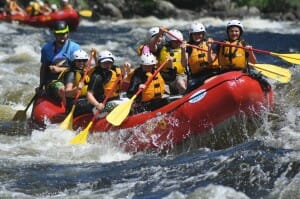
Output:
top-left (0, 121), bottom-right (32, 136)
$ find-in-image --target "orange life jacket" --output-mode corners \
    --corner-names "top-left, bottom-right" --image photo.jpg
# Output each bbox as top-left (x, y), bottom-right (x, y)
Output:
top-left (104, 68), bottom-right (122, 99)
top-left (158, 46), bottom-right (185, 74)
top-left (141, 72), bottom-right (165, 102)
top-left (218, 40), bottom-right (247, 70)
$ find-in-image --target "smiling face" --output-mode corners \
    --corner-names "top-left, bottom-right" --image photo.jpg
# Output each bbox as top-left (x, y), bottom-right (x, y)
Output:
top-left (55, 32), bottom-right (68, 45)
top-left (100, 61), bottom-right (113, 70)
top-left (74, 59), bottom-right (87, 70)
top-left (191, 32), bottom-right (205, 43)
top-left (227, 26), bottom-right (241, 41)
top-left (150, 34), bottom-right (163, 45)
top-left (169, 40), bottom-right (181, 48)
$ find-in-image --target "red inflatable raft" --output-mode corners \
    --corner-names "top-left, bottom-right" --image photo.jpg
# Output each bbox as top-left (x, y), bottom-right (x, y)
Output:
top-left (0, 9), bottom-right (80, 30)
top-left (30, 71), bottom-right (274, 152)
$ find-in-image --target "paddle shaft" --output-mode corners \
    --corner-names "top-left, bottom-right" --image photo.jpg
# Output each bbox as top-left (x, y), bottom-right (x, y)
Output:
top-left (90, 94), bottom-right (111, 125)
top-left (89, 74), bottom-right (122, 125)
top-left (213, 40), bottom-right (272, 54)
top-left (137, 59), bottom-right (169, 96)
top-left (70, 75), bottom-right (121, 144)
top-left (106, 58), bottom-right (170, 126)
top-left (163, 28), bottom-right (208, 52)
top-left (214, 40), bottom-right (298, 59)
top-left (24, 94), bottom-right (37, 112)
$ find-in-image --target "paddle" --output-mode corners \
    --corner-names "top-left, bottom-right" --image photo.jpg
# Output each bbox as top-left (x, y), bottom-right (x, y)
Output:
top-left (250, 63), bottom-right (291, 83)
top-left (213, 41), bottom-right (300, 65)
top-left (59, 52), bottom-right (94, 130)
top-left (106, 59), bottom-right (169, 126)
top-left (163, 29), bottom-right (291, 83)
top-left (12, 94), bottom-right (37, 121)
top-left (69, 76), bottom-right (122, 144)
top-left (79, 10), bottom-right (92, 17)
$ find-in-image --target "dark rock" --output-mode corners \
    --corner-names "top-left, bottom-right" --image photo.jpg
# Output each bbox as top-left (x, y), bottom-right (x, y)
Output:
top-left (282, 12), bottom-right (297, 21)
top-left (84, 0), bottom-right (299, 21)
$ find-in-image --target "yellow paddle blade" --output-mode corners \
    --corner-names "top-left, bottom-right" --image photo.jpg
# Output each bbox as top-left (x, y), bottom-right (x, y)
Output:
top-left (250, 63), bottom-right (291, 83)
top-left (106, 95), bottom-right (136, 126)
top-left (79, 10), bottom-right (92, 17)
top-left (270, 53), bottom-right (300, 65)
top-left (70, 121), bottom-right (93, 144)
top-left (12, 110), bottom-right (27, 121)
top-left (60, 105), bottom-right (75, 130)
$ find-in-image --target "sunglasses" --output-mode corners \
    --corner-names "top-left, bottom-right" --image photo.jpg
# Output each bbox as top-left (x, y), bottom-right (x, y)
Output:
top-left (75, 59), bottom-right (87, 62)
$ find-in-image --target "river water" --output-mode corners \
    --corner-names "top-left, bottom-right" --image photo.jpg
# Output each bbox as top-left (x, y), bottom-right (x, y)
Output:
top-left (0, 17), bottom-right (300, 198)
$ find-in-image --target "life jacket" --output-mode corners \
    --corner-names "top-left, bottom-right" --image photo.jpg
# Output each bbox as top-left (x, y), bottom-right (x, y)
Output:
top-left (218, 40), bottom-right (247, 70)
top-left (103, 68), bottom-right (122, 99)
top-left (189, 41), bottom-right (220, 74)
top-left (26, 2), bottom-right (41, 16)
top-left (141, 72), bottom-right (165, 102)
top-left (73, 68), bottom-right (94, 96)
top-left (158, 46), bottom-right (185, 74)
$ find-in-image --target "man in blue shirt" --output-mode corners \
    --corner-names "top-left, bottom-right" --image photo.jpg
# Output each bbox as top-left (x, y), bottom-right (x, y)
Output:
top-left (36, 20), bottom-right (80, 104)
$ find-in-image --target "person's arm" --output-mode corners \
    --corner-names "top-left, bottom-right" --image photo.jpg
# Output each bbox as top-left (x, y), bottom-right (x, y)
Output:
top-left (87, 91), bottom-right (104, 111)
top-left (48, 59), bottom-right (68, 73)
top-left (64, 72), bottom-right (78, 98)
top-left (208, 41), bottom-right (219, 64)
top-left (149, 28), bottom-right (164, 53)
top-left (87, 74), bottom-right (105, 110)
top-left (245, 45), bottom-right (257, 64)
top-left (181, 43), bottom-right (188, 68)
top-left (15, 2), bottom-right (26, 14)
top-left (207, 38), bottom-right (217, 65)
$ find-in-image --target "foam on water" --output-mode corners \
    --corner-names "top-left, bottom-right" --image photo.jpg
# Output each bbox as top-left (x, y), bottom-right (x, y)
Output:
top-left (81, 16), bottom-right (300, 34)
top-left (0, 124), bottom-right (131, 164)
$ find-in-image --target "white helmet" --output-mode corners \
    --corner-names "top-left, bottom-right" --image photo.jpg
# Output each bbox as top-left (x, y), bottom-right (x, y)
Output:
top-left (227, 20), bottom-right (244, 34)
top-left (189, 22), bottom-right (206, 34)
top-left (165, 29), bottom-right (183, 42)
top-left (140, 53), bottom-right (157, 65)
top-left (51, 4), bottom-right (57, 10)
top-left (98, 50), bottom-right (115, 63)
top-left (72, 49), bottom-right (88, 60)
top-left (37, 0), bottom-right (44, 6)
top-left (147, 27), bottom-right (159, 39)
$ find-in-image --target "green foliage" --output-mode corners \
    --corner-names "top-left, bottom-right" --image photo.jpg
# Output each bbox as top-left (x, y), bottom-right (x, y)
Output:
top-left (233, 0), bottom-right (299, 12)
top-left (286, 0), bottom-right (300, 7)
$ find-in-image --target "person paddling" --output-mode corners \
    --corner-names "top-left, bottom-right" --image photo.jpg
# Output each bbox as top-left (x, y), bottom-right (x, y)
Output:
top-left (87, 50), bottom-right (126, 118)
top-left (64, 49), bottom-right (95, 116)
top-left (5, 0), bottom-right (26, 15)
top-left (211, 20), bottom-right (257, 72)
top-left (36, 20), bottom-right (80, 105)
top-left (126, 53), bottom-right (175, 113)
top-left (157, 29), bottom-right (188, 95)
top-left (137, 26), bottom-right (164, 56)
top-left (186, 21), bottom-right (219, 91)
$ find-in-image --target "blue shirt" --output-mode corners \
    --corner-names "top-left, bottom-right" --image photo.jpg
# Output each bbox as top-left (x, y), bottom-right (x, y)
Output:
top-left (40, 39), bottom-right (80, 84)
